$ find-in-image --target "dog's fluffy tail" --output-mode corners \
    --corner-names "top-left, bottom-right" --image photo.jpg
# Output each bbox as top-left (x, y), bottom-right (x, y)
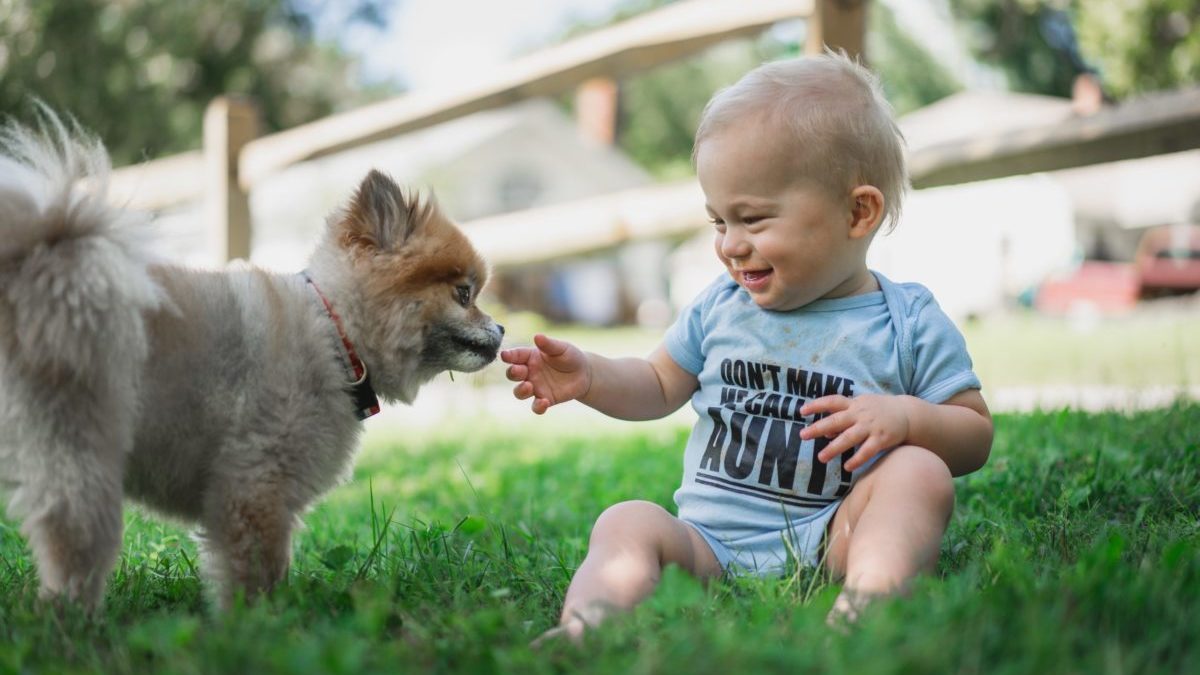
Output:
top-left (0, 109), bottom-right (164, 605)
top-left (0, 109), bottom-right (163, 381)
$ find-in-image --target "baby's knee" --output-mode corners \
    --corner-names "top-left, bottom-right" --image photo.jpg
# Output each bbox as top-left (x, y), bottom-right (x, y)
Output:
top-left (590, 500), bottom-right (671, 542)
top-left (593, 499), bottom-right (666, 529)
top-left (885, 445), bottom-right (955, 508)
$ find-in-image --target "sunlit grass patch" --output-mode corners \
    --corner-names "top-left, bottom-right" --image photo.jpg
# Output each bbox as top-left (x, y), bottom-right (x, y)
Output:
top-left (1, 403), bottom-right (1196, 673)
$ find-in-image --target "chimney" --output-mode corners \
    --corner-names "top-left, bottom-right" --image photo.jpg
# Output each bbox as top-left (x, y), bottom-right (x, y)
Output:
top-left (575, 77), bottom-right (619, 146)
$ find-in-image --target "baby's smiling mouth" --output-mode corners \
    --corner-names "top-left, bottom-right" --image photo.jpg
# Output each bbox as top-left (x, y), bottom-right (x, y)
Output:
top-left (739, 268), bottom-right (773, 291)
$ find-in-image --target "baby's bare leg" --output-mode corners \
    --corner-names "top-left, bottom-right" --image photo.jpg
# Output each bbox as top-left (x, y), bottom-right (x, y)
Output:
top-left (540, 500), bottom-right (720, 644)
top-left (822, 445), bottom-right (955, 620)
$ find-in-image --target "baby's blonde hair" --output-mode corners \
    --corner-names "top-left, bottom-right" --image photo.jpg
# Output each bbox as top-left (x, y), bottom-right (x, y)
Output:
top-left (693, 50), bottom-right (908, 232)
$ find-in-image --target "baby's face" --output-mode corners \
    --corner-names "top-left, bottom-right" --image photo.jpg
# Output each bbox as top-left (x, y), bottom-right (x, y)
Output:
top-left (696, 125), bottom-right (869, 311)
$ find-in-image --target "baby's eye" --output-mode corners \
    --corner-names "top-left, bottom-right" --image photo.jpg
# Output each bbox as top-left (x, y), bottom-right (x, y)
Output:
top-left (709, 218), bottom-right (726, 232)
top-left (742, 216), bottom-right (764, 225)
top-left (455, 285), bottom-right (472, 307)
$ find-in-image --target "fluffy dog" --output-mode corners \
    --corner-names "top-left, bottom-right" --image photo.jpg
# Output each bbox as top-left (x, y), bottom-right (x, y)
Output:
top-left (0, 112), bottom-right (504, 609)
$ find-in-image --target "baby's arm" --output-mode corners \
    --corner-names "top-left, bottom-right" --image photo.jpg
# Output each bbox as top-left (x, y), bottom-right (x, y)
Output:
top-left (501, 334), bottom-right (697, 420)
top-left (799, 390), bottom-right (992, 477)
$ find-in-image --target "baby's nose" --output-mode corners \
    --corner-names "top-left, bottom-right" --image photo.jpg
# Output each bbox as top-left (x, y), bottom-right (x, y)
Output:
top-left (720, 231), bottom-right (751, 258)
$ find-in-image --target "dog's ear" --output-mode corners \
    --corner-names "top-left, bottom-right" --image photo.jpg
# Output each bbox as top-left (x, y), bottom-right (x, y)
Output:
top-left (338, 170), bottom-right (434, 251)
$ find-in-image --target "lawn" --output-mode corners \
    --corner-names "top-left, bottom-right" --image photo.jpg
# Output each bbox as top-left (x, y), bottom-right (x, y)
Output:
top-left (1, 403), bottom-right (1197, 674)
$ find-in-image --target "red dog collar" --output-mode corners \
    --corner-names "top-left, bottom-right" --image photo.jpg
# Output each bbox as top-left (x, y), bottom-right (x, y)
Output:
top-left (302, 272), bottom-right (381, 420)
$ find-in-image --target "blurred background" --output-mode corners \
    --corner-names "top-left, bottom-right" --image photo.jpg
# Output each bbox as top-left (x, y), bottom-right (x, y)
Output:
top-left (3, 0), bottom-right (1198, 430)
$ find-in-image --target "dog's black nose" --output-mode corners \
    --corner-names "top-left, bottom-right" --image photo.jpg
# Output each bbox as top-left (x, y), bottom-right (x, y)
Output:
top-left (497, 324), bottom-right (506, 336)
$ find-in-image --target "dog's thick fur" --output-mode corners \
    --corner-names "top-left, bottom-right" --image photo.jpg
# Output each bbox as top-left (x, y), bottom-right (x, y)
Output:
top-left (0, 112), bottom-right (503, 608)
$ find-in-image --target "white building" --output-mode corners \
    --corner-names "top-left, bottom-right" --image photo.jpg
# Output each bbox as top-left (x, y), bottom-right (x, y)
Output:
top-left (149, 99), bottom-right (659, 324)
top-left (153, 100), bottom-right (647, 261)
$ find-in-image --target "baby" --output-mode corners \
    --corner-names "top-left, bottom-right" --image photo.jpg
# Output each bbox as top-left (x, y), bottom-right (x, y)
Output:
top-left (501, 51), bottom-right (993, 642)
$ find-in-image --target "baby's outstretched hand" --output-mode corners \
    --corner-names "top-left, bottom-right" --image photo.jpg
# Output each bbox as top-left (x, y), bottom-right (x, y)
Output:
top-left (500, 334), bottom-right (591, 415)
top-left (798, 394), bottom-right (911, 472)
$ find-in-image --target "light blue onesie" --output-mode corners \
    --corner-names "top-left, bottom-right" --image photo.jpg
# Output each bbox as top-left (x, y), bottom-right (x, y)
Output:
top-left (664, 271), bottom-right (981, 575)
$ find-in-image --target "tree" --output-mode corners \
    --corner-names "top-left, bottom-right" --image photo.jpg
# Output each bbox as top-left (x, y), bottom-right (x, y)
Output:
top-left (0, 0), bottom-right (394, 165)
top-left (947, 0), bottom-right (1199, 99)
top-left (1075, 0), bottom-right (1199, 97)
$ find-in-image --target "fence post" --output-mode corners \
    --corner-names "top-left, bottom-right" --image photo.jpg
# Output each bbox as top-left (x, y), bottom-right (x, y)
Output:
top-left (806, 0), bottom-right (867, 60)
top-left (204, 96), bottom-right (259, 263)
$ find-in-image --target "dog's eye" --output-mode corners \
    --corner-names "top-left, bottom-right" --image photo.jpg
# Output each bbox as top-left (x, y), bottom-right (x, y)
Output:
top-left (455, 285), bottom-right (472, 307)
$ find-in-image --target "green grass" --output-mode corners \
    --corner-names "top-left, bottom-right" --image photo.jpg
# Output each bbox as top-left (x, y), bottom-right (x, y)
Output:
top-left (1, 404), bottom-right (1198, 674)
top-left (960, 310), bottom-right (1200, 389)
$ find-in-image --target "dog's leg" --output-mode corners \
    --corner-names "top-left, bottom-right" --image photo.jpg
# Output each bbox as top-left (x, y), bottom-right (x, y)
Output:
top-left (198, 483), bottom-right (296, 607)
top-left (10, 421), bottom-right (127, 611)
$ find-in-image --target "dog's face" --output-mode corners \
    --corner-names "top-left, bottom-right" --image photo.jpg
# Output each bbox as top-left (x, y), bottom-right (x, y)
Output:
top-left (321, 170), bottom-right (502, 402)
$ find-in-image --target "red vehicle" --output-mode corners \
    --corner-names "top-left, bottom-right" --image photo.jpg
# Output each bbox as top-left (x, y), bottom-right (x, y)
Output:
top-left (1035, 261), bottom-right (1140, 315)
top-left (1035, 224), bottom-right (1200, 315)
top-left (1135, 224), bottom-right (1200, 297)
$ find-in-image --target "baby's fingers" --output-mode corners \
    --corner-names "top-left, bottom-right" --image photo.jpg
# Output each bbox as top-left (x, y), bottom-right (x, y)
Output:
top-left (513, 381), bottom-right (535, 400)
top-left (843, 437), bottom-right (886, 472)
top-left (531, 397), bottom-right (552, 415)
top-left (501, 348), bottom-right (531, 365)
top-left (800, 410), bottom-right (851, 440)
top-left (816, 426), bottom-right (867, 463)
top-left (533, 333), bottom-right (571, 357)
top-left (800, 395), bottom-right (850, 417)
top-left (505, 364), bottom-right (528, 382)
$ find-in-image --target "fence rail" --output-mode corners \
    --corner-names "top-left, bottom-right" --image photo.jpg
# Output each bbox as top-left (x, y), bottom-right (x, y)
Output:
top-left (108, 151), bottom-right (203, 211)
top-left (95, 0), bottom-right (1200, 268)
top-left (462, 86), bottom-right (1200, 264)
top-left (465, 180), bottom-right (706, 269)
top-left (910, 86), bottom-right (1200, 189)
top-left (237, 0), bottom-right (813, 191)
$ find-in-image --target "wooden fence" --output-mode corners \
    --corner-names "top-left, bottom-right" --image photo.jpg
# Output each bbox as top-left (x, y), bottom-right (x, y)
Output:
top-left (103, 0), bottom-right (1200, 267)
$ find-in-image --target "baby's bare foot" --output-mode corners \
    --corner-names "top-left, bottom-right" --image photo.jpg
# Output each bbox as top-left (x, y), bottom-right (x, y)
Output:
top-left (825, 589), bottom-right (881, 632)
top-left (529, 601), bottom-right (618, 649)
top-left (529, 616), bottom-right (587, 649)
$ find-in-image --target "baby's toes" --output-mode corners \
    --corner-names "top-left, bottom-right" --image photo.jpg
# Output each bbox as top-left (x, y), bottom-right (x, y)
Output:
top-left (529, 618), bottom-right (586, 649)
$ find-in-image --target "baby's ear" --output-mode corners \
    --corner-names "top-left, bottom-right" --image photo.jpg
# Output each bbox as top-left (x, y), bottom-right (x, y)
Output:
top-left (336, 170), bottom-right (434, 251)
top-left (848, 185), bottom-right (885, 240)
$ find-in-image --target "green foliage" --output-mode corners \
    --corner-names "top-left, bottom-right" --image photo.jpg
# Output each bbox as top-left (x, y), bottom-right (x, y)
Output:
top-left (949, 0), bottom-right (1083, 96)
top-left (1075, 0), bottom-right (1200, 97)
top-left (1, 404), bottom-right (1198, 673)
top-left (948, 0), bottom-right (1199, 99)
top-left (0, 0), bottom-right (391, 165)
top-left (869, 2), bottom-right (962, 115)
